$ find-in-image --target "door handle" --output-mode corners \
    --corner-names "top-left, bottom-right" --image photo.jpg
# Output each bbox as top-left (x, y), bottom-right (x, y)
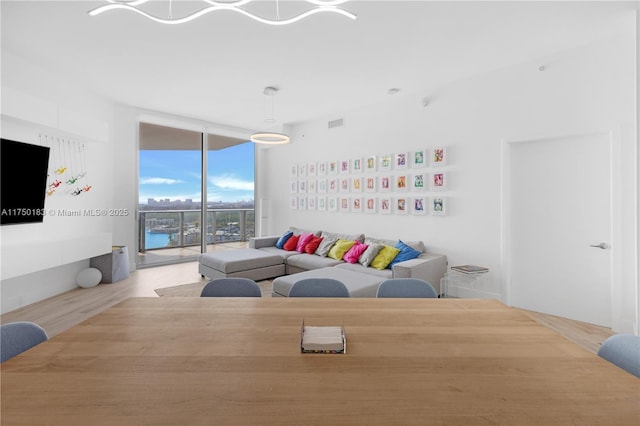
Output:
top-left (589, 242), bottom-right (609, 249)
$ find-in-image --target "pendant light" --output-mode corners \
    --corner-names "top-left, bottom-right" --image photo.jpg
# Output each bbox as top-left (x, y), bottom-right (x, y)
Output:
top-left (251, 87), bottom-right (290, 145)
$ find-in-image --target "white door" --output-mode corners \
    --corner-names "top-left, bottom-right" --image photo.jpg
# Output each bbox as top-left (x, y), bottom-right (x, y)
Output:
top-left (508, 132), bottom-right (612, 326)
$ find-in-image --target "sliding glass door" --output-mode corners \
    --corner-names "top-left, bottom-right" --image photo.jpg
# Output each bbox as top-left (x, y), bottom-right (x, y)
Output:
top-left (137, 122), bottom-right (254, 268)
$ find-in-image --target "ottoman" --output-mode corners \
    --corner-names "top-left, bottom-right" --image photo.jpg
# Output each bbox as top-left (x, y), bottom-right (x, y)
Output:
top-left (198, 249), bottom-right (285, 281)
top-left (272, 267), bottom-right (384, 298)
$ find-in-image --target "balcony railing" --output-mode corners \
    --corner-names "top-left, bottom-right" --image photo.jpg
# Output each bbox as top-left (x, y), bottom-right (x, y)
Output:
top-left (138, 209), bottom-right (255, 253)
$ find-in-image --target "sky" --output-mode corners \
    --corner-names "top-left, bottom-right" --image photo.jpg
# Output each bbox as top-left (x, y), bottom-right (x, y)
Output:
top-left (138, 142), bottom-right (254, 204)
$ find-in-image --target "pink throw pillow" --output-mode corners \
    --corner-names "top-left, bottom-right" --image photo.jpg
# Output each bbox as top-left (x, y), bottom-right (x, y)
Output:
top-left (296, 233), bottom-right (314, 252)
top-left (343, 241), bottom-right (369, 264)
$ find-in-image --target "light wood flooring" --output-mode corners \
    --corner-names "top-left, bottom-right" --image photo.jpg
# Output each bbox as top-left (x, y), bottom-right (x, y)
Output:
top-left (1, 244), bottom-right (615, 354)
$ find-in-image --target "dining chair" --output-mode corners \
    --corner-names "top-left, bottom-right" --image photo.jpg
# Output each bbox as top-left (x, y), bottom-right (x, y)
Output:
top-left (376, 278), bottom-right (438, 298)
top-left (597, 334), bottom-right (640, 378)
top-left (200, 277), bottom-right (262, 297)
top-left (1, 321), bottom-right (49, 363)
top-left (288, 278), bottom-right (350, 298)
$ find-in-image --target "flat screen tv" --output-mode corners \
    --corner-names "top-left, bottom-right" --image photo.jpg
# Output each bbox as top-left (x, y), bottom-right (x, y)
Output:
top-left (1, 138), bottom-right (51, 225)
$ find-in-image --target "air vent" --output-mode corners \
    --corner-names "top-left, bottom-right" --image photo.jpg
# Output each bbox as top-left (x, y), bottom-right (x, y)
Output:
top-left (328, 118), bottom-right (344, 129)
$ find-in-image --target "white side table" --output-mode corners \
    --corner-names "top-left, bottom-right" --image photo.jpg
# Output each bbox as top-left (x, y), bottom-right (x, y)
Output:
top-left (440, 271), bottom-right (501, 301)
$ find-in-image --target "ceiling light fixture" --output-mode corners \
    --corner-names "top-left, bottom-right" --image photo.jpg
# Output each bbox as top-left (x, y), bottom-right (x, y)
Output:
top-left (251, 87), bottom-right (290, 145)
top-left (88, 0), bottom-right (356, 26)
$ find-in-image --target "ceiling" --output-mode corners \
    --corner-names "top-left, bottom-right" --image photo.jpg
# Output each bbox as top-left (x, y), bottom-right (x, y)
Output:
top-left (1, 1), bottom-right (636, 132)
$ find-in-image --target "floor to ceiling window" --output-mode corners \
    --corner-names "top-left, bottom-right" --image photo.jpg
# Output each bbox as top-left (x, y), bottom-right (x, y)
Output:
top-left (137, 122), bottom-right (254, 268)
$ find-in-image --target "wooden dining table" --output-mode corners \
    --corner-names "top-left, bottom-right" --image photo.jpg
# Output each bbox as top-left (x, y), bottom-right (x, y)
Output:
top-left (1, 297), bottom-right (638, 425)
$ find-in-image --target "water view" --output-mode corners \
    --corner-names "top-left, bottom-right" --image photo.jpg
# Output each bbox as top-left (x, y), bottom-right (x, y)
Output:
top-left (145, 228), bottom-right (171, 249)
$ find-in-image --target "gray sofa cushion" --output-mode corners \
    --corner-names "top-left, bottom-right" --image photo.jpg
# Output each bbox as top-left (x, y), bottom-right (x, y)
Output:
top-left (286, 253), bottom-right (343, 270)
top-left (258, 246), bottom-right (301, 260)
top-left (272, 267), bottom-right (384, 298)
top-left (289, 226), bottom-right (322, 237)
top-left (334, 262), bottom-right (393, 279)
top-left (198, 249), bottom-right (283, 274)
top-left (321, 231), bottom-right (365, 244)
top-left (365, 237), bottom-right (426, 253)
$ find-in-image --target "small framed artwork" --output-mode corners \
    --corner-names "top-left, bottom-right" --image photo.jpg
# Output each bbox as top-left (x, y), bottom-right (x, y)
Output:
top-left (432, 147), bottom-right (447, 166)
top-left (365, 155), bottom-right (377, 172)
top-left (307, 196), bottom-right (316, 210)
top-left (352, 197), bottom-right (363, 213)
top-left (352, 157), bottom-right (364, 174)
top-left (379, 154), bottom-right (393, 171)
top-left (317, 161), bottom-right (328, 176)
top-left (395, 197), bottom-right (409, 215)
top-left (412, 150), bottom-right (426, 168)
top-left (299, 163), bottom-right (307, 177)
top-left (329, 160), bottom-right (338, 175)
top-left (365, 176), bottom-right (377, 193)
top-left (317, 197), bottom-right (327, 211)
top-left (328, 197), bottom-right (338, 212)
top-left (290, 197), bottom-right (298, 210)
top-left (298, 180), bottom-right (307, 193)
top-left (290, 164), bottom-right (298, 178)
top-left (339, 197), bottom-right (350, 212)
top-left (432, 172), bottom-right (447, 190)
top-left (317, 179), bottom-right (327, 193)
top-left (328, 178), bottom-right (338, 193)
top-left (290, 181), bottom-right (298, 193)
top-left (412, 173), bottom-right (427, 191)
top-left (395, 152), bottom-right (409, 170)
top-left (340, 178), bottom-right (350, 193)
top-left (395, 174), bottom-right (408, 191)
top-left (307, 179), bottom-right (317, 194)
top-left (307, 162), bottom-right (317, 177)
top-left (412, 197), bottom-right (427, 215)
top-left (340, 159), bottom-right (350, 175)
top-left (298, 196), bottom-right (307, 210)
top-left (379, 197), bottom-right (392, 215)
top-left (365, 197), bottom-right (377, 214)
top-left (351, 177), bottom-right (363, 193)
top-left (431, 197), bottom-right (447, 215)
top-left (380, 176), bottom-right (392, 192)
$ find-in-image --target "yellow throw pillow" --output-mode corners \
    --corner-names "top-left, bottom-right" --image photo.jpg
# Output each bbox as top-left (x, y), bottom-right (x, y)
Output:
top-left (328, 239), bottom-right (356, 260)
top-left (370, 245), bottom-right (401, 270)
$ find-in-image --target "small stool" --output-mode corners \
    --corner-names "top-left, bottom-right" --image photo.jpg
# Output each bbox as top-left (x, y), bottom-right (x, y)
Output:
top-left (198, 249), bottom-right (285, 281)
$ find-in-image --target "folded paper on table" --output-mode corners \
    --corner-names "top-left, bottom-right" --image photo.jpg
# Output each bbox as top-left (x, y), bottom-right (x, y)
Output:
top-left (301, 322), bottom-right (346, 354)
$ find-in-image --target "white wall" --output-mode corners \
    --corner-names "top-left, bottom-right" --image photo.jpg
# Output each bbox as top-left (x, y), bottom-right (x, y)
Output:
top-left (257, 33), bottom-right (638, 332)
top-left (1, 52), bottom-right (116, 313)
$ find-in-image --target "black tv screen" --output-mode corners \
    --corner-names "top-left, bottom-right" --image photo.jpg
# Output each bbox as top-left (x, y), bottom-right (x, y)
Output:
top-left (1, 138), bottom-right (51, 225)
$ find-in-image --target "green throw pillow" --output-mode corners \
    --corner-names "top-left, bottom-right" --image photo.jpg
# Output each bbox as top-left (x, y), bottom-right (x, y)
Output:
top-left (327, 239), bottom-right (356, 260)
top-left (370, 245), bottom-right (401, 270)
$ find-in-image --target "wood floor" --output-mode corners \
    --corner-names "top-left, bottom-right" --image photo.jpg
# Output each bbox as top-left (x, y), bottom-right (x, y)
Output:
top-left (0, 245), bottom-right (615, 354)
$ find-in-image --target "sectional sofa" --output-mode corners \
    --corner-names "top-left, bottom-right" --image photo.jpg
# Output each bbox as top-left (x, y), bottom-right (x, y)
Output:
top-left (199, 226), bottom-right (448, 297)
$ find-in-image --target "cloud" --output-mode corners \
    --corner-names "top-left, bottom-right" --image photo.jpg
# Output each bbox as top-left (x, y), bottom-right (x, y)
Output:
top-left (140, 177), bottom-right (183, 185)
top-left (209, 175), bottom-right (254, 191)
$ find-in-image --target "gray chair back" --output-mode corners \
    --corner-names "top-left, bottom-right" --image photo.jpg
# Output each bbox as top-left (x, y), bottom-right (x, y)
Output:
top-left (376, 278), bottom-right (438, 298)
top-left (1, 321), bottom-right (49, 363)
top-left (200, 278), bottom-right (262, 297)
top-left (597, 334), bottom-right (640, 378)
top-left (288, 278), bottom-right (350, 298)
